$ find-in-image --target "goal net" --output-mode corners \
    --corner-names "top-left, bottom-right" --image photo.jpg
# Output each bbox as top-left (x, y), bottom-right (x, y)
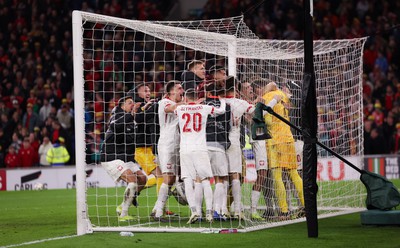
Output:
top-left (73, 11), bottom-right (367, 234)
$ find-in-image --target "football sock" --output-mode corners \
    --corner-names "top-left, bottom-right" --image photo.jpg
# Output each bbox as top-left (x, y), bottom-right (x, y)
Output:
top-left (222, 180), bottom-right (229, 214)
top-left (289, 169), bottom-right (304, 206)
top-left (121, 182), bottom-right (137, 217)
top-left (213, 182), bottom-right (223, 214)
top-left (263, 170), bottom-right (275, 212)
top-left (231, 179), bottom-right (241, 213)
top-left (202, 179), bottom-right (213, 212)
top-left (154, 183), bottom-right (169, 217)
top-left (183, 178), bottom-right (196, 213)
top-left (251, 190), bottom-right (261, 213)
top-left (272, 168), bottom-right (288, 213)
top-left (194, 182), bottom-right (203, 217)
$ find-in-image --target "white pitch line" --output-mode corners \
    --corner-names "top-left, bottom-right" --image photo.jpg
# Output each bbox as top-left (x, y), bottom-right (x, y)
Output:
top-left (1, 235), bottom-right (78, 248)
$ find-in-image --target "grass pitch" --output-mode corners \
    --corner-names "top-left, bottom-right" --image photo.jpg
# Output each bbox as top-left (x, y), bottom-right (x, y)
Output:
top-left (1, 180), bottom-right (399, 248)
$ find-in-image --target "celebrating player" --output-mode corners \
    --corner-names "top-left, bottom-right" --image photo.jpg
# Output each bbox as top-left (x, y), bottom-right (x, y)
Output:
top-left (100, 96), bottom-right (147, 222)
top-left (181, 60), bottom-right (206, 91)
top-left (262, 81), bottom-right (305, 219)
top-left (208, 65), bottom-right (227, 81)
top-left (224, 77), bottom-right (259, 220)
top-left (129, 84), bottom-right (163, 192)
top-left (175, 89), bottom-right (226, 224)
top-left (248, 79), bottom-right (272, 220)
top-left (238, 80), bottom-right (270, 220)
top-left (203, 82), bottom-right (232, 220)
top-left (151, 81), bottom-right (184, 222)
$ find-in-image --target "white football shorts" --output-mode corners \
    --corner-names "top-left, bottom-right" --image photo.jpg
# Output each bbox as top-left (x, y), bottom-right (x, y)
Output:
top-left (101, 159), bottom-right (141, 182)
top-left (226, 144), bottom-right (242, 174)
top-left (180, 151), bottom-right (213, 180)
top-left (208, 148), bottom-right (228, 177)
top-left (252, 140), bottom-right (268, 170)
top-left (158, 144), bottom-right (180, 174)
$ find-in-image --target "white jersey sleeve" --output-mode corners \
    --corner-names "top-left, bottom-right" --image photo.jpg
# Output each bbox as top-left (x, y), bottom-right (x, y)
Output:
top-left (225, 98), bottom-right (254, 146)
top-left (158, 98), bottom-right (179, 147)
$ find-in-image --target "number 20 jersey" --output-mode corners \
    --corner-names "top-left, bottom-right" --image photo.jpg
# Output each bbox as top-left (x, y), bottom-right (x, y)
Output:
top-left (175, 103), bottom-right (214, 153)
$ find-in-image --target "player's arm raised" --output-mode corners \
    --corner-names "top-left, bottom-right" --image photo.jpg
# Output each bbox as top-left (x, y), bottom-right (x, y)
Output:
top-left (164, 101), bottom-right (185, 113)
top-left (262, 94), bottom-right (283, 116)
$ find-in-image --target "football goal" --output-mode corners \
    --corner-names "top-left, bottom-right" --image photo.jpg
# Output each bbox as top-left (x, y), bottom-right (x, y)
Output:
top-left (72, 10), bottom-right (367, 235)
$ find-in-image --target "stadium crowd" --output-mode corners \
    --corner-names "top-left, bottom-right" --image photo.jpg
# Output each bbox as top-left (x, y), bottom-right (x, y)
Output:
top-left (0, 0), bottom-right (399, 168)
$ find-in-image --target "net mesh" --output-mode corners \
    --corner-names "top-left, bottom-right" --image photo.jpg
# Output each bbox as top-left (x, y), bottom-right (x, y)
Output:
top-left (76, 11), bottom-right (367, 232)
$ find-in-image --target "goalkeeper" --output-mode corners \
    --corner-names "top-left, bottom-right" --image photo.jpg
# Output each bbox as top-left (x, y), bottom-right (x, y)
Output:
top-left (262, 82), bottom-right (304, 219)
top-left (100, 96), bottom-right (147, 221)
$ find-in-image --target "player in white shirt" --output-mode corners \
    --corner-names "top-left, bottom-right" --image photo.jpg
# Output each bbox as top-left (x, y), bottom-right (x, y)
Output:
top-left (224, 77), bottom-right (257, 220)
top-left (151, 81), bottom-right (184, 222)
top-left (239, 79), bottom-right (269, 220)
top-left (175, 89), bottom-right (226, 224)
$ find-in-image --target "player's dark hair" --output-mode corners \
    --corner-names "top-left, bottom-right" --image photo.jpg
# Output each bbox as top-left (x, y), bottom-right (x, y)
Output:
top-left (165, 80), bottom-right (181, 94)
top-left (224, 76), bottom-right (236, 93)
top-left (187, 60), bottom-right (203, 70)
top-left (251, 78), bottom-right (269, 91)
top-left (209, 65), bottom-right (225, 75)
top-left (127, 83), bottom-right (148, 102)
top-left (237, 82), bottom-right (244, 92)
top-left (185, 89), bottom-right (197, 100)
top-left (134, 82), bottom-right (146, 93)
top-left (118, 96), bottom-right (133, 107)
top-left (206, 81), bottom-right (224, 96)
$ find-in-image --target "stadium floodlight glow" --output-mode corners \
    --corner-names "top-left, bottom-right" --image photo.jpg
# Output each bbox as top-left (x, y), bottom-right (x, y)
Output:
top-left (72, 10), bottom-right (367, 235)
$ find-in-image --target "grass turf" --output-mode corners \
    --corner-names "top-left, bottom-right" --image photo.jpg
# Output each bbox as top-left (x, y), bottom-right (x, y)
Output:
top-left (0, 180), bottom-right (399, 248)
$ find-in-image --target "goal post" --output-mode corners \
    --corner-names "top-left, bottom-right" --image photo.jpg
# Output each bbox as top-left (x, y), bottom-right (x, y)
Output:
top-left (72, 11), bottom-right (91, 236)
top-left (72, 10), bottom-right (367, 235)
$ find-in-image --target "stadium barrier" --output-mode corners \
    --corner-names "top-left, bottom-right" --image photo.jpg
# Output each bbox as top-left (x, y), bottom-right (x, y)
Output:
top-left (1, 154), bottom-right (398, 191)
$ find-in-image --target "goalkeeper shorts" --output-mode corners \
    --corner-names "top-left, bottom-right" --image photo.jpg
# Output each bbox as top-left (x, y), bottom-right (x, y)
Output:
top-left (268, 142), bottom-right (297, 169)
top-left (135, 147), bottom-right (157, 175)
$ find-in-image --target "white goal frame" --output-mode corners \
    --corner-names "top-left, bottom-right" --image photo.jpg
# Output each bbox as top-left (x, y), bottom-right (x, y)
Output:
top-left (73, 10), bottom-right (367, 235)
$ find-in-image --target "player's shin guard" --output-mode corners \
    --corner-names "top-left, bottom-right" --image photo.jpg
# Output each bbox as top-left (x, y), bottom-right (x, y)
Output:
top-left (232, 179), bottom-right (242, 214)
top-left (121, 182), bottom-right (137, 217)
